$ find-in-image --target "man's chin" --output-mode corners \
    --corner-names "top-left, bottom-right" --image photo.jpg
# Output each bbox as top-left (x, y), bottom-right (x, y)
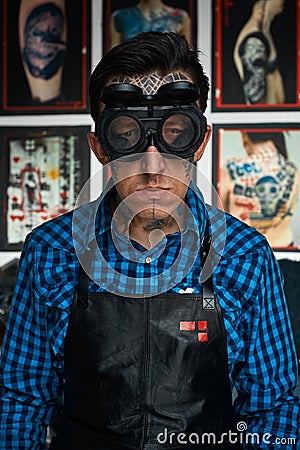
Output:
top-left (134, 209), bottom-right (170, 222)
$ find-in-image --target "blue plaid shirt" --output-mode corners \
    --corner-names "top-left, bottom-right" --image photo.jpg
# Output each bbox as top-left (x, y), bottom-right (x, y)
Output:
top-left (0, 184), bottom-right (299, 449)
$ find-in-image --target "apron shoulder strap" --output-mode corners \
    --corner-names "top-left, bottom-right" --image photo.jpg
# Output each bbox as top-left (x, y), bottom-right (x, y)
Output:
top-left (77, 266), bottom-right (90, 297)
top-left (201, 223), bottom-right (215, 300)
top-left (77, 239), bottom-right (98, 297)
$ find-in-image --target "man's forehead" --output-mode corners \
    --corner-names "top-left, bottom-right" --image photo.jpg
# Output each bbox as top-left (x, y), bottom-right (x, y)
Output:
top-left (109, 72), bottom-right (190, 95)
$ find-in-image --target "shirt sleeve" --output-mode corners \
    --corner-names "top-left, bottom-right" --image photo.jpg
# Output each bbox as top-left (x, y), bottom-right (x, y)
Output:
top-left (232, 244), bottom-right (300, 449)
top-left (0, 234), bottom-right (69, 449)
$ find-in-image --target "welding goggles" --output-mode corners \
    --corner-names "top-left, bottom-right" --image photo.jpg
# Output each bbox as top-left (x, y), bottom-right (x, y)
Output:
top-left (95, 81), bottom-right (207, 160)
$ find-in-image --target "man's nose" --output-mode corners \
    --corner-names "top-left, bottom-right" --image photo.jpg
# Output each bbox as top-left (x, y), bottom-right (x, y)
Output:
top-left (141, 143), bottom-right (167, 173)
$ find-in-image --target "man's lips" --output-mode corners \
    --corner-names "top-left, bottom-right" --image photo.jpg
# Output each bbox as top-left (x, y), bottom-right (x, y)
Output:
top-left (135, 188), bottom-right (172, 200)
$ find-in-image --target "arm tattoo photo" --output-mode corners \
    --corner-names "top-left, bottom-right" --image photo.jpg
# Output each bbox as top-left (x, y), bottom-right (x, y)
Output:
top-left (22, 3), bottom-right (67, 80)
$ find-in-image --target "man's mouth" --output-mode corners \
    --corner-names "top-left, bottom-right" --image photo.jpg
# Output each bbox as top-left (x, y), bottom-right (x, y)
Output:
top-left (136, 188), bottom-right (172, 201)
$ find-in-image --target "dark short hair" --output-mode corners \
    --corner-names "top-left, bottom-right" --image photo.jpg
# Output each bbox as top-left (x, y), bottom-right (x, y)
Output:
top-left (89, 31), bottom-right (210, 122)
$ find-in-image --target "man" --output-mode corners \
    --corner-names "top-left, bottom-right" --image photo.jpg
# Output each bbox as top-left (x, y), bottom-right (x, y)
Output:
top-left (0, 32), bottom-right (299, 449)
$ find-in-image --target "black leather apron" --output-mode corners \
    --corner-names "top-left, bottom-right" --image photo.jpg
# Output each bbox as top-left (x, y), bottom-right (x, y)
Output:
top-left (50, 237), bottom-right (242, 449)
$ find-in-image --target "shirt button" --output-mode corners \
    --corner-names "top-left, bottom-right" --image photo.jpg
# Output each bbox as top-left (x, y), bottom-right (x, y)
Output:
top-left (145, 256), bottom-right (152, 264)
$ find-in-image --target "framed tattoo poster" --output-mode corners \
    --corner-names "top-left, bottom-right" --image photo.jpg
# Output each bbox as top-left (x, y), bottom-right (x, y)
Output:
top-left (103, 0), bottom-right (197, 54)
top-left (0, 126), bottom-right (90, 251)
top-left (212, 0), bottom-right (299, 111)
top-left (0, 0), bottom-right (90, 114)
top-left (213, 124), bottom-right (300, 251)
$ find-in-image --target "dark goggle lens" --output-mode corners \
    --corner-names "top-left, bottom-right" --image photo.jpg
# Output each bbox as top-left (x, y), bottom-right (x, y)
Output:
top-left (106, 113), bottom-right (196, 153)
top-left (161, 113), bottom-right (196, 149)
top-left (107, 115), bottom-right (141, 150)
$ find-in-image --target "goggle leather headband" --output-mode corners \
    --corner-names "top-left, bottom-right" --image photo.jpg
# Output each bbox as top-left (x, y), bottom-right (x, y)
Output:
top-left (96, 81), bottom-right (207, 160)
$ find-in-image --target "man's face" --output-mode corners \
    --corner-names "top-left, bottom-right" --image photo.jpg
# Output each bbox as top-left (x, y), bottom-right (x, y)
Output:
top-left (112, 152), bottom-right (193, 222)
top-left (108, 72), bottom-right (196, 223)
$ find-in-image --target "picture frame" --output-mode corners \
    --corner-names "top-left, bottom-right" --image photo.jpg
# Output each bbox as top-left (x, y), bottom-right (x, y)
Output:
top-left (0, 126), bottom-right (90, 251)
top-left (212, 124), bottom-right (300, 251)
top-left (0, 0), bottom-right (91, 114)
top-left (102, 0), bottom-right (197, 54)
top-left (212, 0), bottom-right (299, 111)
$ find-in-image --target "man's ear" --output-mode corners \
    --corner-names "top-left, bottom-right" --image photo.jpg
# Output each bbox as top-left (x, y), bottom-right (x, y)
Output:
top-left (87, 132), bottom-right (110, 165)
top-left (193, 125), bottom-right (212, 162)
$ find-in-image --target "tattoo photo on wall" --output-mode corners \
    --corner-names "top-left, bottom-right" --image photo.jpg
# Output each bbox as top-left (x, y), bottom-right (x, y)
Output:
top-left (212, 0), bottom-right (300, 111)
top-left (212, 124), bottom-right (300, 251)
top-left (0, 126), bottom-right (90, 250)
top-left (103, 0), bottom-right (197, 54)
top-left (0, 0), bottom-right (91, 114)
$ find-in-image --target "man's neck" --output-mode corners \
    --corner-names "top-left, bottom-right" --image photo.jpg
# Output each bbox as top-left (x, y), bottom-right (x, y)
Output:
top-left (128, 214), bottom-right (183, 249)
